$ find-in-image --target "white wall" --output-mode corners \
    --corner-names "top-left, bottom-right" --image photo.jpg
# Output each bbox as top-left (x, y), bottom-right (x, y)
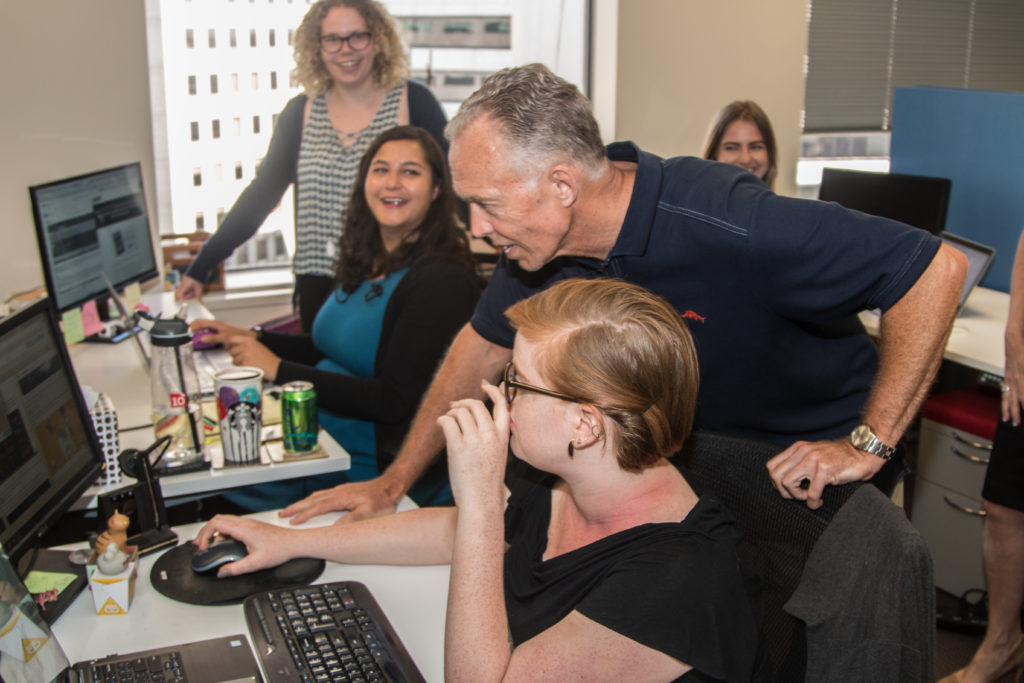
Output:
top-left (0, 2), bottom-right (155, 302)
top-left (608, 0), bottom-right (808, 197)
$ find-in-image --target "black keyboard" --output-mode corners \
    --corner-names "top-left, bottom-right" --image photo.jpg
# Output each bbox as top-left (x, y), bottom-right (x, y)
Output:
top-left (244, 581), bottom-right (426, 683)
top-left (79, 650), bottom-right (185, 682)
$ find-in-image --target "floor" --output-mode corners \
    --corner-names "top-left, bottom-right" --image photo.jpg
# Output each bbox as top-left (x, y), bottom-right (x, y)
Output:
top-left (934, 590), bottom-right (1023, 682)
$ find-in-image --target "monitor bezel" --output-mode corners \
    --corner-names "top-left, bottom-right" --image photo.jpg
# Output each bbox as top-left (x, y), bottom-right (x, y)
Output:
top-left (818, 168), bottom-right (953, 236)
top-left (0, 297), bottom-right (106, 566)
top-left (28, 161), bottom-right (160, 314)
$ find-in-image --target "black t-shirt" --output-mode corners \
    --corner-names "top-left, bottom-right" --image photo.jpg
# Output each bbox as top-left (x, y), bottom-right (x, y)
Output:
top-left (503, 460), bottom-right (769, 682)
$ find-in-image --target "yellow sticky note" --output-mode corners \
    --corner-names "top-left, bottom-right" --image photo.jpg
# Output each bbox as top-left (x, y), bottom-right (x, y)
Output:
top-left (123, 282), bottom-right (142, 310)
top-left (61, 308), bottom-right (85, 344)
top-left (80, 299), bottom-right (104, 337)
top-left (24, 570), bottom-right (78, 596)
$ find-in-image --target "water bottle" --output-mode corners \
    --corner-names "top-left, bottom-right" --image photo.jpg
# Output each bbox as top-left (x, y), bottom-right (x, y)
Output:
top-left (147, 315), bottom-right (204, 470)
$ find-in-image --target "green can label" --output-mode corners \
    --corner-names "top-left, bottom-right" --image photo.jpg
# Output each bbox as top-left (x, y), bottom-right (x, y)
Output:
top-left (281, 381), bottom-right (318, 453)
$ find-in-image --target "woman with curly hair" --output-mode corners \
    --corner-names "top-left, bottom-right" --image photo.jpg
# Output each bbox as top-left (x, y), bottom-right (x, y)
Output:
top-left (192, 127), bottom-right (483, 511)
top-left (177, 0), bottom-right (448, 332)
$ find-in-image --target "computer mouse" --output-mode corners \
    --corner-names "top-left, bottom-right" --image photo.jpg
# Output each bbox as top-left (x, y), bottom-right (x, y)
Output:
top-left (190, 538), bottom-right (248, 574)
top-left (192, 328), bottom-right (220, 350)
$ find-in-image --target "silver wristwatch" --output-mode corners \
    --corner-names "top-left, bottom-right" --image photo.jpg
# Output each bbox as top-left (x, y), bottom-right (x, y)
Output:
top-left (849, 423), bottom-right (896, 460)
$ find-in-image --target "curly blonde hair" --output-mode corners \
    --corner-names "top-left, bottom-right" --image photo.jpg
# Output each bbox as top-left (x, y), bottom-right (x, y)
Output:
top-left (293, 0), bottom-right (409, 95)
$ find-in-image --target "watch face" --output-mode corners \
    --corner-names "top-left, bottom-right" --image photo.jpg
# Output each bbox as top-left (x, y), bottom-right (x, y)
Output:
top-left (851, 424), bottom-right (871, 447)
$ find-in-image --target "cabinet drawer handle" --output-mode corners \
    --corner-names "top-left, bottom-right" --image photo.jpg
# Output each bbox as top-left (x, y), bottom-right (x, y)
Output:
top-left (950, 445), bottom-right (991, 466)
top-left (950, 431), bottom-right (993, 452)
top-left (943, 496), bottom-right (987, 517)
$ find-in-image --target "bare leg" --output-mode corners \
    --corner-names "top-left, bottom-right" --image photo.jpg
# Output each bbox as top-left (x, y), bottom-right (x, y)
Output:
top-left (956, 500), bottom-right (1024, 683)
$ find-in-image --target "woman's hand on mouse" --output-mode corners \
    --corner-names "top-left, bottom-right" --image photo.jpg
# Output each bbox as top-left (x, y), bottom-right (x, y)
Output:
top-left (189, 318), bottom-right (254, 345)
top-left (194, 514), bottom-right (294, 578)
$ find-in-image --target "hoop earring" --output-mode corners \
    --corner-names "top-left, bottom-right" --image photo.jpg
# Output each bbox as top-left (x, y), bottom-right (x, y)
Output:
top-left (591, 426), bottom-right (603, 440)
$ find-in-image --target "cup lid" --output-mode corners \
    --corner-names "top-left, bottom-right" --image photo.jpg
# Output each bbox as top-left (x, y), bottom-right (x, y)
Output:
top-left (149, 316), bottom-right (191, 347)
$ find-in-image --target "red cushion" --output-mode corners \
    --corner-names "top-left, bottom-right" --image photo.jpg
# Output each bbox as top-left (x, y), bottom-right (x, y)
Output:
top-left (921, 389), bottom-right (1001, 441)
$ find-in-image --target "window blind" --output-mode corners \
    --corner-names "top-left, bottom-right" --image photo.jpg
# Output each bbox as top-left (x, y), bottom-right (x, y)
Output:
top-left (805, 0), bottom-right (1024, 132)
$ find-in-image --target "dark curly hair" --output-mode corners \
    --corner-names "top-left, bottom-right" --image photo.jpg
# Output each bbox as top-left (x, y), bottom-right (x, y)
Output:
top-left (333, 126), bottom-right (481, 295)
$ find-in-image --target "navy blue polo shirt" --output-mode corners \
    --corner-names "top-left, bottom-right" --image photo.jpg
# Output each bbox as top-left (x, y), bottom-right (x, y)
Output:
top-left (471, 142), bottom-right (940, 444)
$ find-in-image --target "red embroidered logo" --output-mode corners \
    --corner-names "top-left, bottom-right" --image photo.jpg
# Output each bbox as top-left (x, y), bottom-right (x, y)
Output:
top-left (681, 310), bottom-right (706, 323)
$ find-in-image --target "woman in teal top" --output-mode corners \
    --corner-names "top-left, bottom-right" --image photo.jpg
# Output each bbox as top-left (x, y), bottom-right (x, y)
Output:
top-left (193, 126), bottom-right (483, 511)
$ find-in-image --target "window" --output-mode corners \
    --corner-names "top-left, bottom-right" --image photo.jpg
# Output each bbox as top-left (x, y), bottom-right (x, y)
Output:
top-left (195, 212), bottom-right (205, 231)
top-left (444, 21), bottom-right (472, 34)
top-left (253, 116), bottom-right (261, 134)
top-left (212, 119), bottom-right (221, 139)
top-left (444, 75), bottom-right (475, 86)
top-left (250, 29), bottom-right (257, 47)
top-left (233, 117), bottom-right (241, 136)
top-left (235, 162), bottom-right (243, 180)
top-left (485, 20), bottom-right (510, 34)
top-left (270, 72), bottom-right (278, 89)
top-left (189, 121), bottom-right (199, 141)
top-left (208, 29), bottom-right (216, 48)
top-left (231, 73), bottom-right (239, 92)
top-left (251, 72), bottom-right (258, 90)
top-left (269, 29), bottom-right (276, 47)
top-left (192, 167), bottom-right (202, 186)
top-left (288, 29), bottom-right (294, 45)
top-left (185, 29), bottom-right (194, 49)
top-left (209, 74), bottom-right (218, 94)
top-left (217, 209), bottom-right (226, 226)
top-left (187, 75), bottom-right (196, 95)
top-left (215, 163), bottom-right (223, 183)
top-left (230, 29), bottom-right (237, 47)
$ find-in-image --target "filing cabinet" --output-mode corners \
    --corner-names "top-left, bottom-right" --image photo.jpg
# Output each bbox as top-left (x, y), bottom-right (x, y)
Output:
top-left (910, 390), bottom-right (999, 596)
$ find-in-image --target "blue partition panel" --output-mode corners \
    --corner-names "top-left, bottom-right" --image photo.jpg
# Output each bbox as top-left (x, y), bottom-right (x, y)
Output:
top-left (891, 86), bottom-right (1024, 293)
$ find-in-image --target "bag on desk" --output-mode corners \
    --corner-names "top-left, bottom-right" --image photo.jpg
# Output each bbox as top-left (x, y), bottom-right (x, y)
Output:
top-left (0, 543), bottom-right (70, 683)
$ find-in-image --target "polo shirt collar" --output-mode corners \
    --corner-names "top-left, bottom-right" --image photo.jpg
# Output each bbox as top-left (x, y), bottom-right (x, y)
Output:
top-left (605, 141), bottom-right (663, 260)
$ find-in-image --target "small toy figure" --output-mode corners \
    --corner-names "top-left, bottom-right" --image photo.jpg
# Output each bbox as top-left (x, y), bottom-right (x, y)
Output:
top-left (93, 509), bottom-right (129, 556)
top-left (95, 544), bottom-right (129, 575)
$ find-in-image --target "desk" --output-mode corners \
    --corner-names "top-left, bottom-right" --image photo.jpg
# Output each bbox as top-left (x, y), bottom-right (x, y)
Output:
top-left (52, 504), bottom-right (449, 682)
top-left (858, 285), bottom-right (1008, 376)
top-left (69, 290), bottom-right (351, 509)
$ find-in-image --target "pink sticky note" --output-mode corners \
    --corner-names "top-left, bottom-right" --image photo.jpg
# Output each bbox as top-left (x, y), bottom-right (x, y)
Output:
top-left (81, 300), bottom-right (104, 336)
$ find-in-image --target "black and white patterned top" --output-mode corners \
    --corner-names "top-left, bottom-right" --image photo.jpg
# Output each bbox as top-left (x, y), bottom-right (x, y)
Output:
top-left (293, 85), bottom-right (404, 276)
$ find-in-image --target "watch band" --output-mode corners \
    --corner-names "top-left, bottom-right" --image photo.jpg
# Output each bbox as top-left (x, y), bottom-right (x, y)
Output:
top-left (850, 423), bottom-right (896, 461)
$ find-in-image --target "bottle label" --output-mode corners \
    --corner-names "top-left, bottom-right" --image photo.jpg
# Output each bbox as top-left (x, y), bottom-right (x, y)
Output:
top-left (169, 392), bottom-right (187, 409)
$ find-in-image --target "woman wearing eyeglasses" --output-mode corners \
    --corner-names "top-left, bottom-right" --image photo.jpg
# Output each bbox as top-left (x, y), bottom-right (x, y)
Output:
top-left (196, 278), bottom-right (767, 682)
top-left (191, 127), bottom-right (482, 512)
top-left (176, 0), bottom-right (449, 333)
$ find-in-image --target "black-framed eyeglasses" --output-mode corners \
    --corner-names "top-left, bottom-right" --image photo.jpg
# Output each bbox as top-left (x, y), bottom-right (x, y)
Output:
top-left (502, 361), bottom-right (580, 406)
top-left (319, 31), bottom-right (372, 53)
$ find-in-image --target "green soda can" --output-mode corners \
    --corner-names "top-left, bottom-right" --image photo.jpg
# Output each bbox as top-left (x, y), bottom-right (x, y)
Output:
top-left (281, 381), bottom-right (318, 454)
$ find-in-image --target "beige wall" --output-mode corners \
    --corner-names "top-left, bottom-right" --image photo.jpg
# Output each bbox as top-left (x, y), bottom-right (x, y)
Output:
top-left (608, 0), bottom-right (808, 197)
top-left (0, 2), bottom-right (155, 302)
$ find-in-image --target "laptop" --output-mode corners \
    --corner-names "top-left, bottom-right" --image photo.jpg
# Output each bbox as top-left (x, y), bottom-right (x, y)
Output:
top-left (939, 232), bottom-right (996, 316)
top-left (64, 634), bottom-right (261, 683)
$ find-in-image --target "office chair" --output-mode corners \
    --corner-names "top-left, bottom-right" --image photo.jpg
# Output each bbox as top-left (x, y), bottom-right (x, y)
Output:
top-left (672, 431), bottom-right (935, 682)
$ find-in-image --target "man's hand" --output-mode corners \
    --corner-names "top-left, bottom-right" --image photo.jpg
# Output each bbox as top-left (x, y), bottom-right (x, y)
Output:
top-left (766, 439), bottom-right (885, 510)
top-left (279, 478), bottom-right (401, 525)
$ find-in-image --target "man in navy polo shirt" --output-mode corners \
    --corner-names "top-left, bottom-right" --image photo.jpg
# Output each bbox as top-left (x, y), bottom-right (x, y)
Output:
top-left (280, 63), bottom-right (967, 524)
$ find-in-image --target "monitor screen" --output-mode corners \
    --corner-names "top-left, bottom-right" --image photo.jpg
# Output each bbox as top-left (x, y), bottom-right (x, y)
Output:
top-left (818, 168), bottom-right (952, 235)
top-left (940, 232), bottom-right (996, 315)
top-left (0, 298), bottom-right (105, 565)
top-left (29, 162), bottom-right (159, 313)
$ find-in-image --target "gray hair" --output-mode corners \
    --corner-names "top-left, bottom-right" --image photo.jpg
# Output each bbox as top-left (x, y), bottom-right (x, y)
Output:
top-left (446, 63), bottom-right (606, 179)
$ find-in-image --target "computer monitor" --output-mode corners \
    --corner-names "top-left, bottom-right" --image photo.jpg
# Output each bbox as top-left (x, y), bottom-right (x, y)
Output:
top-left (0, 297), bottom-right (105, 571)
top-left (29, 162), bottom-right (159, 315)
top-left (940, 232), bottom-right (996, 316)
top-left (818, 168), bottom-right (952, 235)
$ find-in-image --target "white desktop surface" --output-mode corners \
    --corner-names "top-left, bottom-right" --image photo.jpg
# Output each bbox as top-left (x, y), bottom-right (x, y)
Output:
top-left (859, 285), bottom-right (1008, 377)
top-left (69, 290), bottom-right (352, 509)
top-left (52, 503), bottom-right (449, 682)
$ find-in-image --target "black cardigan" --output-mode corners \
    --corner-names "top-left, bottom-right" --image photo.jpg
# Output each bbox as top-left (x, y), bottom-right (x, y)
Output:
top-left (260, 256), bottom-right (481, 491)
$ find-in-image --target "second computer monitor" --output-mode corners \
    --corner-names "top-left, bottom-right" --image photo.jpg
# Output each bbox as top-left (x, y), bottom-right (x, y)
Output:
top-left (818, 168), bottom-right (952, 235)
top-left (29, 162), bottom-right (159, 314)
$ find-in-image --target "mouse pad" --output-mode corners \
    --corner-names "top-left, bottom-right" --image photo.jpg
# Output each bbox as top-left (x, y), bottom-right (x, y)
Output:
top-left (150, 542), bottom-right (325, 606)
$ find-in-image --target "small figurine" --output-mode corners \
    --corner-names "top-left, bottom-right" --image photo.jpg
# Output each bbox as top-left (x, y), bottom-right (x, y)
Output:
top-left (94, 509), bottom-right (129, 556)
top-left (95, 544), bottom-right (129, 575)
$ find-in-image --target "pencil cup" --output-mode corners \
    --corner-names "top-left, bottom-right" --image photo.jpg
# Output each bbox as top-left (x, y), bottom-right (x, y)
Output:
top-left (214, 367), bottom-right (264, 464)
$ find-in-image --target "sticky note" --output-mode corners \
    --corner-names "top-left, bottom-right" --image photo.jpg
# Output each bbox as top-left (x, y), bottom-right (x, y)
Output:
top-left (80, 300), bottom-right (104, 337)
top-left (61, 309), bottom-right (85, 344)
top-left (123, 282), bottom-right (142, 310)
top-left (24, 570), bottom-right (78, 596)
